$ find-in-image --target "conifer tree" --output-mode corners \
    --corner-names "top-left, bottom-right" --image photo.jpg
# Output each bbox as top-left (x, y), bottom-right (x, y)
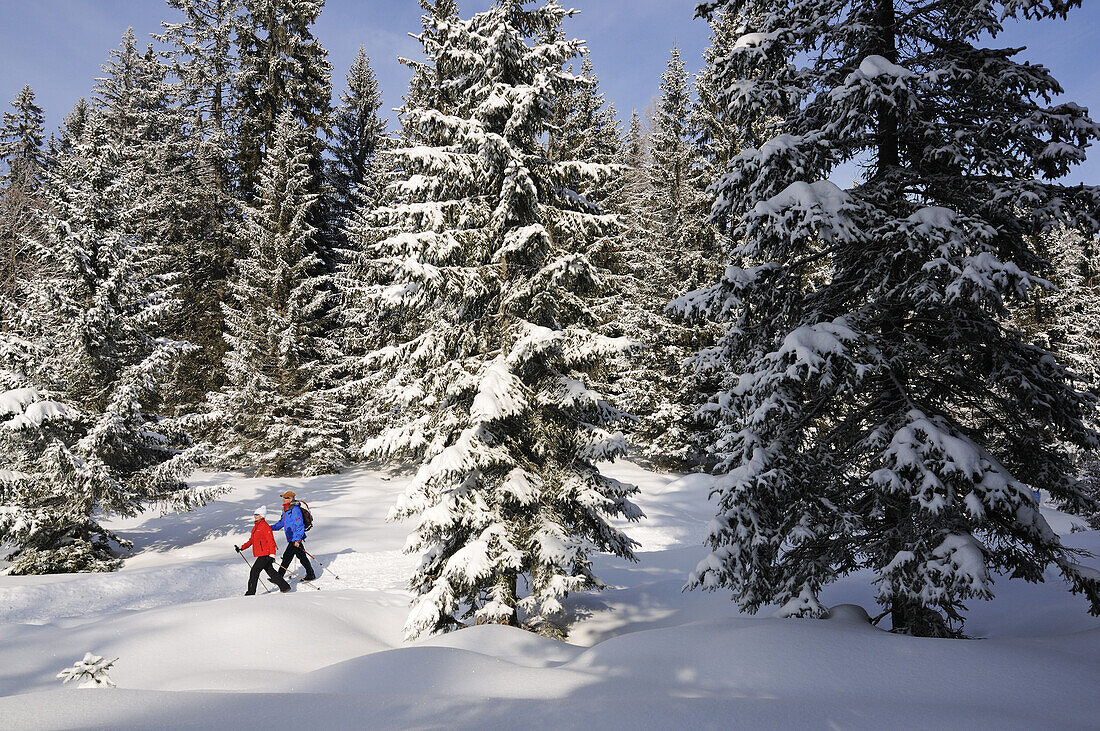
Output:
top-left (0, 109), bottom-right (214, 574)
top-left (692, 8), bottom-right (750, 220)
top-left (158, 0), bottom-right (244, 408)
top-left (648, 46), bottom-right (720, 292)
top-left (212, 112), bottom-right (344, 476)
top-left (234, 0), bottom-right (332, 198)
top-left (337, 0), bottom-right (467, 448)
top-left (329, 48), bottom-right (391, 428)
top-left (683, 0), bottom-right (1100, 636)
top-left (0, 85), bottom-right (46, 186)
top-left (93, 30), bottom-right (219, 413)
top-left (358, 0), bottom-right (642, 638)
top-left (549, 56), bottom-right (621, 176)
top-left (53, 99), bottom-right (92, 158)
top-left (1010, 225), bottom-right (1100, 395)
top-left (398, 0), bottom-right (463, 138)
top-left (609, 110), bottom-right (650, 227)
top-left (1009, 225), bottom-right (1100, 529)
top-left (0, 85), bottom-right (47, 298)
top-left (648, 47), bottom-right (694, 244)
top-left (329, 46), bottom-right (387, 230)
top-left (613, 48), bottom-right (719, 469)
top-left (159, 0), bottom-right (241, 191)
top-left (95, 32), bottom-right (187, 253)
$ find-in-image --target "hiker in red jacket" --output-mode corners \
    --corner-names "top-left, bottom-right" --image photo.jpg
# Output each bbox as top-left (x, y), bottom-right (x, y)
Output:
top-left (235, 506), bottom-right (291, 595)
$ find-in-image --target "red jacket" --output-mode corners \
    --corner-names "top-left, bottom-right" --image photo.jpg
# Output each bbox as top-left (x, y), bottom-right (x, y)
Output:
top-left (240, 520), bottom-right (278, 557)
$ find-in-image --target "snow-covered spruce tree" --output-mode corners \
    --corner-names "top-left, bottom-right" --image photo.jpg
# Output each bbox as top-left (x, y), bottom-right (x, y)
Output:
top-left (1007, 224), bottom-right (1100, 528)
top-left (0, 379), bottom-right (118, 574)
top-left (549, 55), bottom-right (621, 200)
top-left (56, 653), bottom-right (119, 688)
top-left (649, 9), bottom-right (757, 471)
top-left (159, 0), bottom-right (241, 192)
top-left (648, 45), bottom-right (721, 294)
top-left (1009, 225), bottom-right (1100, 394)
top-left (612, 47), bottom-right (720, 470)
top-left (157, 0), bottom-right (244, 409)
top-left (647, 47), bottom-right (697, 259)
top-left (691, 8), bottom-right (754, 222)
top-left (358, 0), bottom-right (642, 638)
top-left (0, 110), bottom-right (216, 575)
top-left (94, 30), bottom-right (215, 414)
top-left (212, 112), bottom-right (344, 476)
top-left (336, 0), bottom-right (468, 449)
top-left (0, 85), bottom-right (46, 186)
top-left (234, 0), bottom-right (332, 199)
top-left (0, 85), bottom-right (47, 299)
top-left (681, 0), bottom-right (1100, 636)
top-left (51, 99), bottom-right (92, 159)
top-left (94, 33), bottom-right (188, 283)
top-left (397, 0), bottom-right (463, 143)
top-left (608, 110), bottom-right (649, 226)
top-left (328, 47), bottom-right (391, 432)
top-left (329, 46), bottom-right (387, 231)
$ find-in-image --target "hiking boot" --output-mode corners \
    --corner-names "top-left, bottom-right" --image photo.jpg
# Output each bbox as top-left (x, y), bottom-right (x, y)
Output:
top-left (279, 585), bottom-right (292, 593)
top-left (304, 574), bottom-right (317, 581)
top-left (245, 591), bottom-right (255, 596)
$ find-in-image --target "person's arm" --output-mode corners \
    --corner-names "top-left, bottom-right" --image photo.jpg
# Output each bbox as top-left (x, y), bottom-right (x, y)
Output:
top-left (271, 513), bottom-right (285, 531)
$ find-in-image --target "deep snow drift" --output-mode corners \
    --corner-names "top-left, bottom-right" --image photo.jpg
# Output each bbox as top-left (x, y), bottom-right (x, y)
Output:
top-left (0, 461), bottom-right (1097, 729)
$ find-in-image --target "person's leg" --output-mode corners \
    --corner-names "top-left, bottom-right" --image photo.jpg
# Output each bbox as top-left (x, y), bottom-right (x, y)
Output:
top-left (276, 543), bottom-right (294, 577)
top-left (262, 556), bottom-right (292, 592)
top-left (296, 543), bottom-right (316, 580)
top-left (246, 558), bottom-right (263, 595)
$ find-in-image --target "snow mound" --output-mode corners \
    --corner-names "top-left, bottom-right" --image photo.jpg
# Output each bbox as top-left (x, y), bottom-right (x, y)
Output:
top-left (824, 603), bottom-right (874, 626)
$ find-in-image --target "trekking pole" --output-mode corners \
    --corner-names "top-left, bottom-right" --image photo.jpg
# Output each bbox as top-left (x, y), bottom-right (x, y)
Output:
top-left (238, 550), bottom-right (270, 593)
top-left (278, 563), bottom-right (322, 591)
top-left (303, 549), bottom-right (341, 580)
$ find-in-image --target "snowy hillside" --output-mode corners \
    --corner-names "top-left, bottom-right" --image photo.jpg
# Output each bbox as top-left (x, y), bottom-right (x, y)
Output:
top-left (0, 461), bottom-right (1097, 729)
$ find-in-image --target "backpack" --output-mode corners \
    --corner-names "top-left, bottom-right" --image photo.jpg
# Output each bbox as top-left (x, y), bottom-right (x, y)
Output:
top-left (295, 500), bottom-right (313, 532)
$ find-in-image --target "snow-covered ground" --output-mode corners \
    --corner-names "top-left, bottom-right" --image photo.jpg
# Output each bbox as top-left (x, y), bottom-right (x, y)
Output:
top-left (1, 461), bottom-right (1098, 729)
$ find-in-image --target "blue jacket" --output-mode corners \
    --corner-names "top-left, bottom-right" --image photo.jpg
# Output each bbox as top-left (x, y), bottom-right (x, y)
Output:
top-left (272, 502), bottom-right (307, 543)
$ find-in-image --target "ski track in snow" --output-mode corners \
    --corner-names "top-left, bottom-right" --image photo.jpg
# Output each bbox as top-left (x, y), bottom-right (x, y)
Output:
top-left (0, 460), bottom-right (1098, 728)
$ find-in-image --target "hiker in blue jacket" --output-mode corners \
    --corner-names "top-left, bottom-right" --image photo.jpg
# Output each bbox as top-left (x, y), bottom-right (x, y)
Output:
top-left (272, 490), bottom-right (316, 581)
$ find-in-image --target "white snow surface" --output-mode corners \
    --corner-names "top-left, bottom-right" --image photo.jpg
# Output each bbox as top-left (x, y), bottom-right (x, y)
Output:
top-left (0, 462), bottom-right (1098, 729)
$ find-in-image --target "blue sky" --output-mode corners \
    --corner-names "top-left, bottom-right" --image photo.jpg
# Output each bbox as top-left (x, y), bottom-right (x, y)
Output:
top-left (1, 1), bottom-right (1098, 184)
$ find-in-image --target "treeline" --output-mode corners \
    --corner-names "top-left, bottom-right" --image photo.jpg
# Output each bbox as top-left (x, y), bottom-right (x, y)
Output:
top-left (0, 0), bottom-right (1099, 640)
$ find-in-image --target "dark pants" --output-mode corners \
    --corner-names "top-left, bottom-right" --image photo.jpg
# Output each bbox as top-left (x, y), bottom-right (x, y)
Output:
top-left (246, 555), bottom-right (291, 594)
top-left (277, 541), bottom-right (315, 580)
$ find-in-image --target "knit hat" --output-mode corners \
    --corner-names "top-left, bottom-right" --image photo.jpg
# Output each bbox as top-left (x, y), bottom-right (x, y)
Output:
top-left (253, 505), bottom-right (267, 519)
top-left (280, 490), bottom-right (296, 500)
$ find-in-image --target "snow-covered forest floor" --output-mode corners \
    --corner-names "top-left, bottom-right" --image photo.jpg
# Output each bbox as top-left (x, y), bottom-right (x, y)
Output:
top-left (1, 460), bottom-right (1098, 729)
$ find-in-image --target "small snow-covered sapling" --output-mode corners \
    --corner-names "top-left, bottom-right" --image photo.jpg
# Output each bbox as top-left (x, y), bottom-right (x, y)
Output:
top-left (57, 653), bottom-right (119, 688)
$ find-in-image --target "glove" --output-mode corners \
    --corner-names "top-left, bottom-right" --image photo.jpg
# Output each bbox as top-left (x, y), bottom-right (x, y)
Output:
top-left (234, 545), bottom-right (241, 553)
